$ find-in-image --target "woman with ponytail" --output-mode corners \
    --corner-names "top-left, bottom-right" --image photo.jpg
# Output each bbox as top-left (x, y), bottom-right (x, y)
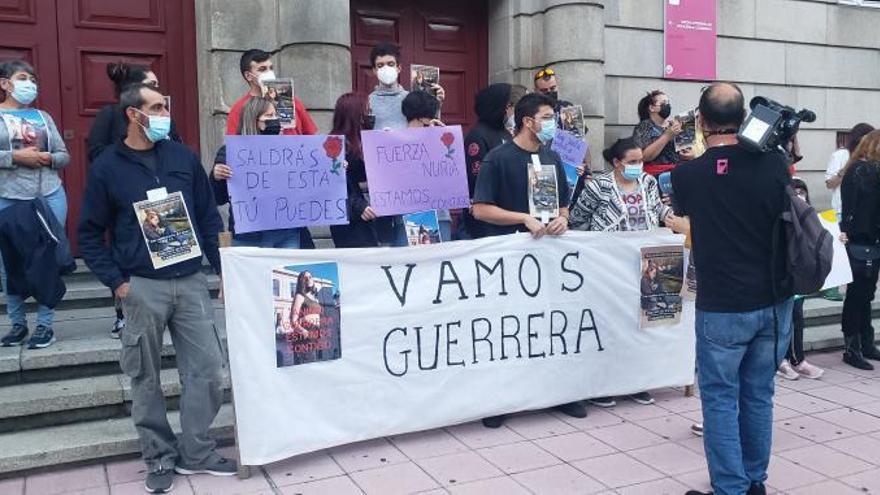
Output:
top-left (86, 61), bottom-right (180, 163)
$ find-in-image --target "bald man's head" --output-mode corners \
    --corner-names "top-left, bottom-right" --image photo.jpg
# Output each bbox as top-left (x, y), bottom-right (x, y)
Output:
top-left (699, 82), bottom-right (746, 131)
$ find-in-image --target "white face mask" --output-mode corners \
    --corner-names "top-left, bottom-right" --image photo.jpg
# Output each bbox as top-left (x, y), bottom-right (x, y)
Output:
top-left (377, 66), bottom-right (398, 86)
top-left (256, 70), bottom-right (276, 85)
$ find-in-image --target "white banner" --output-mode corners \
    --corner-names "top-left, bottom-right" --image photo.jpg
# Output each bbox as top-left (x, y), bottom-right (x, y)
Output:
top-left (221, 231), bottom-right (696, 466)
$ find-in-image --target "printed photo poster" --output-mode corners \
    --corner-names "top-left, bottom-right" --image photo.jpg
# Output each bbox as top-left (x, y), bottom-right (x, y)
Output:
top-left (403, 210), bottom-right (442, 246)
top-left (410, 64), bottom-right (440, 97)
top-left (273, 262), bottom-right (341, 368)
top-left (132, 191), bottom-right (202, 269)
top-left (528, 166), bottom-right (560, 222)
top-left (1, 109), bottom-right (49, 151)
top-left (674, 111), bottom-right (697, 152)
top-left (263, 79), bottom-right (296, 129)
top-left (560, 105), bottom-right (586, 139)
top-left (562, 163), bottom-right (580, 203)
top-left (640, 245), bottom-right (685, 328)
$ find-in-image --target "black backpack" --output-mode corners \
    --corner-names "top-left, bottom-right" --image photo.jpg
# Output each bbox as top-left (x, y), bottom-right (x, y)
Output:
top-left (779, 185), bottom-right (834, 295)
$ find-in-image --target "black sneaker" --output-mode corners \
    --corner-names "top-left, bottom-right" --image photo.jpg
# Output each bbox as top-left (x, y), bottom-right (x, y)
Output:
top-left (481, 415), bottom-right (507, 429)
top-left (629, 392), bottom-right (655, 405)
top-left (145, 468), bottom-right (174, 493)
top-left (691, 423), bottom-right (704, 436)
top-left (110, 317), bottom-right (125, 339)
top-left (747, 483), bottom-right (766, 495)
top-left (685, 491), bottom-right (712, 495)
top-left (0, 324), bottom-right (28, 347)
top-left (174, 455), bottom-right (237, 476)
top-left (554, 401), bottom-right (587, 418)
top-left (587, 396), bottom-right (617, 408)
top-left (26, 325), bottom-right (55, 349)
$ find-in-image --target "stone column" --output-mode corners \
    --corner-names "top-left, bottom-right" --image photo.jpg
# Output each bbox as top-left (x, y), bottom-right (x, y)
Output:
top-left (488, 0), bottom-right (606, 167)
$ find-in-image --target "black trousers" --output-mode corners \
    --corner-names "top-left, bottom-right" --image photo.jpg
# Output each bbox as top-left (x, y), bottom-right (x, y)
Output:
top-left (841, 256), bottom-right (880, 340)
top-left (786, 298), bottom-right (805, 365)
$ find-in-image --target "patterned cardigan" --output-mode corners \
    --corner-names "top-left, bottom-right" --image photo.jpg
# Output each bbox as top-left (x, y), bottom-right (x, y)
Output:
top-left (569, 171), bottom-right (671, 232)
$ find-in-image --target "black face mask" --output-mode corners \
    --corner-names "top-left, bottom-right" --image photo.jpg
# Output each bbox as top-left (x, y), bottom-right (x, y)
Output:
top-left (658, 103), bottom-right (672, 119)
top-left (362, 114), bottom-right (376, 130)
top-left (546, 90), bottom-right (559, 105)
top-left (260, 118), bottom-right (281, 135)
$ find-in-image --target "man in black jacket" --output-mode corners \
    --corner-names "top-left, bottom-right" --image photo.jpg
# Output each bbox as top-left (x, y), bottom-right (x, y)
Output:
top-left (78, 83), bottom-right (230, 494)
top-left (461, 83), bottom-right (525, 239)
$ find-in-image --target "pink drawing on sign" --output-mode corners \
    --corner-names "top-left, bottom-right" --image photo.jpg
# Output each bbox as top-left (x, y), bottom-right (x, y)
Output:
top-left (716, 158), bottom-right (728, 175)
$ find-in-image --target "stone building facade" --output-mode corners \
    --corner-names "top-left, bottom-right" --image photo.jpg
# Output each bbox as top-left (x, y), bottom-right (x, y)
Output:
top-left (196, 0), bottom-right (880, 210)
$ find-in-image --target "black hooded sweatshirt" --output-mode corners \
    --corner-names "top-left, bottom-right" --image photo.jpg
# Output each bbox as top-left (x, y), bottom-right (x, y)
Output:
top-left (463, 83), bottom-right (514, 239)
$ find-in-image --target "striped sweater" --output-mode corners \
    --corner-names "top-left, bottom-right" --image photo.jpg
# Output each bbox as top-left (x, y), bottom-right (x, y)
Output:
top-left (569, 171), bottom-right (671, 232)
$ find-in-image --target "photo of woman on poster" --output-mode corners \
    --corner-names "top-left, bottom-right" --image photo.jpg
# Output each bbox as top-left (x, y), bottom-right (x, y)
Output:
top-left (142, 209), bottom-right (178, 253)
top-left (287, 270), bottom-right (323, 364)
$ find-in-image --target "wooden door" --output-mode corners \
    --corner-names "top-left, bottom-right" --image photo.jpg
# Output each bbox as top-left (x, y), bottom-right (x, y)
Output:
top-left (350, 0), bottom-right (488, 129)
top-left (54, 0), bottom-right (199, 252)
top-left (0, 0), bottom-right (62, 128)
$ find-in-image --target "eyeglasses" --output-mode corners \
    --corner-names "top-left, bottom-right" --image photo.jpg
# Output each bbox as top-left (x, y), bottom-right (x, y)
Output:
top-left (534, 68), bottom-right (555, 81)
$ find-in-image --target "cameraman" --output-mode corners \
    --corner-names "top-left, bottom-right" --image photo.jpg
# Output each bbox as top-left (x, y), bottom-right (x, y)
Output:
top-left (672, 83), bottom-right (792, 495)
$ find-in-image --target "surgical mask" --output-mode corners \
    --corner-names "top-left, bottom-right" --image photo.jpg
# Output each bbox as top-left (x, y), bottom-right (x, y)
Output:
top-left (260, 118), bottom-right (281, 135)
top-left (622, 162), bottom-right (644, 181)
top-left (135, 109), bottom-right (171, 143)
top-left (658, 103), bottom-right (672, 119)
top-left (377, 66), bottom-right (398, 86)
top-left (505, 114), bottom-right (515, 133)
top-left (256, 70), bottom-right (276, 85)
top-left (535, 118), bottom-right (557, 144)
top-left (362, 114), bottom-right (376, 130)
top-left (10, 80), bottom-right (37, 105)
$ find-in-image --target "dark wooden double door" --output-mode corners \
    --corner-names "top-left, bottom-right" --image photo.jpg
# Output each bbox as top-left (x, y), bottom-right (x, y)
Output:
top-left (0, 0), bottom-right (198, 252)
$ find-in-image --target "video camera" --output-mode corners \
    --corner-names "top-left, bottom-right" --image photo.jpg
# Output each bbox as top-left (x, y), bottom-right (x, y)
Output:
top-left (738, 96), bottom-right (816, 155)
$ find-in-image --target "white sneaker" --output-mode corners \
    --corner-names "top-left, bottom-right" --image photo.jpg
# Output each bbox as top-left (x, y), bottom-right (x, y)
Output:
top-left (777, 359), bottom-right (799, 380)
top-left (794, 360), bottom-right (825, 379)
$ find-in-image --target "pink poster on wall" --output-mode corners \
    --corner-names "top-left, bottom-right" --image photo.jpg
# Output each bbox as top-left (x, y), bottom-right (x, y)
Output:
top-left (664, 0), bottom-right (716, 81)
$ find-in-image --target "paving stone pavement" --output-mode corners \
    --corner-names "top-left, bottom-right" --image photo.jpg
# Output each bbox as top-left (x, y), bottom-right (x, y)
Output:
top-left (7, 350), bottom-right (880, 494)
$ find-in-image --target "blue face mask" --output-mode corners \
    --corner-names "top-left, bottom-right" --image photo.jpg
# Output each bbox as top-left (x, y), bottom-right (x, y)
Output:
top-left (10, 80), bottom-right (37, 106)
top-left (535, 118), bottom-right (557, 143)
top-left (622, 162), bottom-right (643, 181)
top-left (135, 109), bottom-right (171, 143)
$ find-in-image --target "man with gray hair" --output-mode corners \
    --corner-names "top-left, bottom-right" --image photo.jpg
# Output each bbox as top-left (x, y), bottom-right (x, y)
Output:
top-left (79, 83), bottom-right (231, 493)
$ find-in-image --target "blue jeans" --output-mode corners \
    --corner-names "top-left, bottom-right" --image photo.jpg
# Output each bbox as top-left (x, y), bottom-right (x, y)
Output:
top-left (0, 187), bottom-right (68, 328)
top-left (697, 298), bottom-right (793, 495)
top-left (232, 228), bottom-right (301, 248)
top-left (438, 220), bottom-right (452, 243)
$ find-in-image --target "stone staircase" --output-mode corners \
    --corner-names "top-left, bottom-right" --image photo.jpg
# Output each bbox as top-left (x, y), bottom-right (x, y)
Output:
top-left (0, 254), bottom-right (872, 477)
top-left (0, 261), bottom-right (234, 476)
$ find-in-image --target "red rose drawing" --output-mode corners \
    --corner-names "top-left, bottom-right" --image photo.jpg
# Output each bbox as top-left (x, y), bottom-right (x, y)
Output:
top-left (441, 131), bottom-right (455, 159)
top-left (468, 142), bottom-right (480, 157)
top-left (323, 136), bottom-right (344, 175)
top-left (323, 136), bottom-right (343, 160)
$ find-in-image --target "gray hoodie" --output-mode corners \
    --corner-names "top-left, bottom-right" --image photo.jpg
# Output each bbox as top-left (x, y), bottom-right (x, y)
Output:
top-left (369, 85), bottom-right (409, 130)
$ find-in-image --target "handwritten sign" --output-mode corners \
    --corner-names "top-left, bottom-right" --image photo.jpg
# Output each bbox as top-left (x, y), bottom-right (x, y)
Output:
top-left (225, 135), bottom-right (349, 234)
top-left (551, 130), bottom-right (589, 166)
top-left (362, 126), bottom-right (471, 216)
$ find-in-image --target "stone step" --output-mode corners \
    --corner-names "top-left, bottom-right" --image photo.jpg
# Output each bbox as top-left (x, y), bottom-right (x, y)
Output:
top-left (0, 272), bottom-right (221, 313)
top-left (0, 368), bottom-right (231, 434)
top-left (0, 403), bottom-right (235, 475)
top-left (0, 304), bottom-right (226, 385)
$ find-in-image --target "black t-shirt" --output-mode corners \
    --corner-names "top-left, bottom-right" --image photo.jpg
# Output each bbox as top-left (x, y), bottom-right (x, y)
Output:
top-left (123, 143), bottom-right (159, 174)
top-left (671, 144), bottom-right (791, 312)
top-left (473, 141), bottom-right (570, 237)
